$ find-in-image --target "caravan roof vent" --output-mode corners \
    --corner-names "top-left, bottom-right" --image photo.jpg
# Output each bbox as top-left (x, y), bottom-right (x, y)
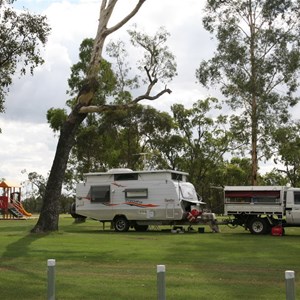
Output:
top-left (107, 168), bottom-right (133, 173)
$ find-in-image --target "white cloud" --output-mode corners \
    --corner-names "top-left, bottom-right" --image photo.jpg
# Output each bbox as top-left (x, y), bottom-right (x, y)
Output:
top-left (0, 120), bottom-right (57, 183)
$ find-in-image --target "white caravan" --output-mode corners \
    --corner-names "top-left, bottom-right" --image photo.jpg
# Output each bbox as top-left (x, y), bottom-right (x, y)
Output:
top-left (73, 169), bottom-right (218, 232)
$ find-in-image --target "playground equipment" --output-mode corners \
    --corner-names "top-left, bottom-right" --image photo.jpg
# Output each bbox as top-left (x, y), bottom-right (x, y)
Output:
top-left (0, 180), bottom-right (32, 219)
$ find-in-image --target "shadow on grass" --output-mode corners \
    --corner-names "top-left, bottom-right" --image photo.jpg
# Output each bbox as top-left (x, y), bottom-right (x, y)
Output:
top-left (2, 232), bottom-right (49, 258)
top-left (63, 219), bottom-right (165, 235)
top-left (65, 227), bottom-right (167, 235)
top-left (0, 233), bottom-right (50, 287)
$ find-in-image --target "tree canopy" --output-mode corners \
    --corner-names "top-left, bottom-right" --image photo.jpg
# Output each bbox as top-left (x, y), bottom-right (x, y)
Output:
top-left (272, 121), bottom-right (300, 186)
top-left (0, 0), bottom-right (50, 115)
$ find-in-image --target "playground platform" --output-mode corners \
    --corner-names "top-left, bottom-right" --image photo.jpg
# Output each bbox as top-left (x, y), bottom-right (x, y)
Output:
top-left (0, 180), bottom-right (32, 219)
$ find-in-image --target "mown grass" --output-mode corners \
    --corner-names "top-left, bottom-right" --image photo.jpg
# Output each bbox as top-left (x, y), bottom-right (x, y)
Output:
top-left (0, 215), bottom-right (299, 299)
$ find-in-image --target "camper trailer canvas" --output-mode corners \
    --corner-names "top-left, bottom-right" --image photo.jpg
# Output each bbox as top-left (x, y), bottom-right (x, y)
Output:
top-left (74, 169), bottom-right (218, 232)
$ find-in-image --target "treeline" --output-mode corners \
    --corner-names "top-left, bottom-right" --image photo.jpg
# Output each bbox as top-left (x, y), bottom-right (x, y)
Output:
top-left (45, 97), bottom-right (296, 214)
top-left (22, 195), bottom-right (73, 214)
top-left (42, 30), bottom-right (300, 214)
top-left (21, 172), bottom-right (74, 214)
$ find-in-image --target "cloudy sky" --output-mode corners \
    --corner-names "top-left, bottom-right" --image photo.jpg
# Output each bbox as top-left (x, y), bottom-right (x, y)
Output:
top-left (1, 0), bottom-right (218, 184)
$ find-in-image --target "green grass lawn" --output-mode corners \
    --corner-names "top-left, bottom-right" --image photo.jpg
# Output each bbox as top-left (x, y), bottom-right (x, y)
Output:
top-left (0, 215), bottom-right (299, 299)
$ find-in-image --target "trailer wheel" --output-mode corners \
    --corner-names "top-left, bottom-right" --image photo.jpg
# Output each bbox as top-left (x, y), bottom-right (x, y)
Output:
top-left (134, 224), bottom-right (149, 232)
top-left (114, 216), bottom-right (130, 232)
top-left (249, 217), bottom-right (269, 235)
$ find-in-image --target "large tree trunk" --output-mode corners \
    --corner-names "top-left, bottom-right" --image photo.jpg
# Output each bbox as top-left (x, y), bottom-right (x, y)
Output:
top-left (31, 0), bottom-right (146, 233)
top-left (31, 105), bottom-right (87, 232)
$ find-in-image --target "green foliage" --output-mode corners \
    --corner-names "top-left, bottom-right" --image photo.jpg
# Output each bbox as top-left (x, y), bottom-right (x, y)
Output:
top-left (46, 38), bottom-right (119, 190)
top-left (128, 25), bottom-right (177, 84)
top-left (106, 39), bottom-right (139, 99)
top-left (67, 38), bottom-right (94, 97)
top-left (221, 157), bottom-right (252, 186)
top-left (22, 171), bottom-right (47, 198)
top-left (67, 38), bottom-right (117, 106)
top-left (197, 0), bottom-right (300, 183)
top-left (47, 108), bottom-right (67, 132)
top-left (260, 169), bottom-right (290, 186)
top-left (56, 28), bottom-right (178, 191)
top-left (272, 122), bottom-right (300, 186)
top-left (0, 0), bottom-right (50, 113)
top-left (67, 104), bottom-right (176, 183)
top-left (22, 196), bottom-right (42, 213)
top-left (171, 98), bottom-right (230, 183)
top-left (21, 171), bottom-right (72, 213)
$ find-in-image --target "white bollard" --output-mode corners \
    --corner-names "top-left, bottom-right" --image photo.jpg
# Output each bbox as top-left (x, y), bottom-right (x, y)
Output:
top-left (157, 265), bottom-right (166, 300)
top-left (47, 259), bottom-right (56, 300)
top-left (285, 270), bottom-right (295, 300)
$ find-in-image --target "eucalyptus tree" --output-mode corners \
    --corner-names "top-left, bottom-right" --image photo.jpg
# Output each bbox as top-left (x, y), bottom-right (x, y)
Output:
top-left (0, 0), bottom-right (50, 116)
top-left (171, 97), bottom-right (231, 201)
top-left (48, 27), bottom-right (176, 191)
top-left (210, 157), bottom-right (253, 213)
top-left (129, 106), bottom-right (177, 170)
top-left (32, 0), bottom-right (176, 233)
top-left (272, 122), bottom-right (300, 186)
top-left (221, 157), bottom-right (252, 186)
top-left (197, 0), bottom-right (300, 185)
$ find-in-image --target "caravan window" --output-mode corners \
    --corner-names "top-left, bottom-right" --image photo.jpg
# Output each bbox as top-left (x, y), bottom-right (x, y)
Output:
top-left (114, 173), bottom-right (138, 181)
top-left (294, 192), bottom-right (300, 205)
top-left (180, 183), bottom-right (197, 200)
top-left (171, 173), bottom-right (183, 181)
top-left (90, 186), bottom-right (110, 203)
top-left (125, 189), bottom-right (148, 199)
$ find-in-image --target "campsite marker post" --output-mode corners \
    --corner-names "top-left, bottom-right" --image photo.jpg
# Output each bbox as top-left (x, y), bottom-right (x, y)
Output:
top-left (157, 265), bottom-right (166, 300)
top-left (285, 270), bottom-right (295, 300)
top-left (47, 259), bottom-right (56, 300)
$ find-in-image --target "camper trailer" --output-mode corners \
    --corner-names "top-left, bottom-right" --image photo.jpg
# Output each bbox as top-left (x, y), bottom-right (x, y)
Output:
top-left (73, 169), bottom-right (218, 232)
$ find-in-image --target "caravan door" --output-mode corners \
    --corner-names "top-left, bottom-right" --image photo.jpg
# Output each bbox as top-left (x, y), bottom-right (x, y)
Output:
top-left (89, 185), bottom-right (113, 220)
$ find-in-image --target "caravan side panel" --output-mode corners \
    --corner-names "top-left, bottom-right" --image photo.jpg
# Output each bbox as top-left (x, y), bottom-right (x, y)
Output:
top-left (76, 180), bottom-right (185, 221)
top-left (110, 180), bottom-right (184, 221)
top-left (76, 183), bottom-right (114, 220)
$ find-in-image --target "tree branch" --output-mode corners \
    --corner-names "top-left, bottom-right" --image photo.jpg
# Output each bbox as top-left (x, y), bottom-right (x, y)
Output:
top-left (78, 87), bottom-right (172, 114)
top-left (104, 0), bottom-right (146, 36)
top-left (132, 86), bottom-right (172, 103)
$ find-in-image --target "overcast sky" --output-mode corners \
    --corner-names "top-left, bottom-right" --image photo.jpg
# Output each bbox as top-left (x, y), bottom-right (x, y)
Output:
top-left (1, 0), bottom-right (219, 184)
top-left (1, 0), bottom-right (298, 185)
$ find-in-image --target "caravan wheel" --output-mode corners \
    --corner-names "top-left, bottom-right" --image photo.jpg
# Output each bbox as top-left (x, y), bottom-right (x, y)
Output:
top-left (114, 216), bottom-right (130, 232)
